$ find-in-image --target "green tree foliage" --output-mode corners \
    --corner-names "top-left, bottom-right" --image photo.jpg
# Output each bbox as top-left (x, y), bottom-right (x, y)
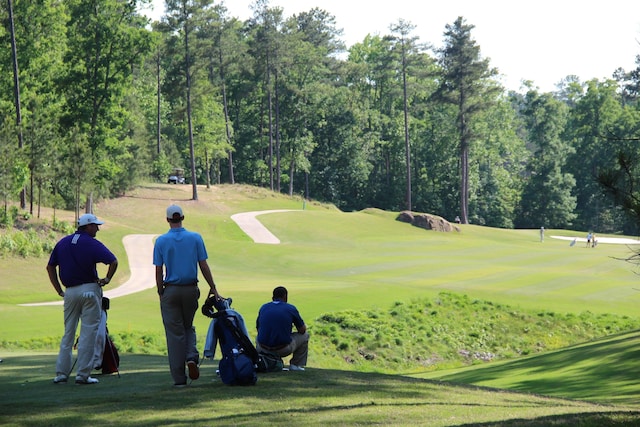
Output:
top-left (1, 1), bottom-right (640, 235)
top-left (565, 80), bottom-right (627, 232)
top-left (24, 106), bottom-right (57, 218)
top-left (278, 8), bottom-right (343, 196)
top-left (470, 98), bottom-right (527, 228)
top-left (347, 34), bottom-right (408, 210)
top-left (196, 4), bottom-right (245, 184)
top-left (435, 16), bottom-right (501, 224)
top-left (0, 0), bottom-right (68, 212)
top-left (162, 0), bottom-right (223, 199)
top-left (63, 126), bottom-right (93, 220)
top-left (0, 120), bottom-right (27, 213)
top-left (243, 0), bottom-right (290, 191)
top-left (61, 0), bottom-right (153, 202)
top-left (191, 83), bottom-right (230, 187)
top-left (389, 19), bottom-right (420, 211)
top-left (411, 102), bottom-right (460, 218)
top-left (595, 100), bottom-right (640, 235)
top-left (515, 90), bottom-right (577, 228)
top-left (306, 85), bottom-right (373, 210)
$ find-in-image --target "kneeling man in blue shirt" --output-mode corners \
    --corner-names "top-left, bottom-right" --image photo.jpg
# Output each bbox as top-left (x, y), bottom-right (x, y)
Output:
top-left (256, 286), bottom-right (309, 371)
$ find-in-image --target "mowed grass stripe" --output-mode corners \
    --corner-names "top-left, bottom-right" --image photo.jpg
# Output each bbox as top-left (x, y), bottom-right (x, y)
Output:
top-left (250, 210), bottom-right (640, 317)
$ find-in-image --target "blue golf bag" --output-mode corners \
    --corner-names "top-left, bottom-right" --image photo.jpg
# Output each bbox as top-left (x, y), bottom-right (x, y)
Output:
top-left (203, 297), bottom-right (258, 386)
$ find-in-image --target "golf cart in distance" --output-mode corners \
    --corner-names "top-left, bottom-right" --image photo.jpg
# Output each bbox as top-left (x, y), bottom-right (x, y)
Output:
top-left (167, 168), bottom-right (186, 184)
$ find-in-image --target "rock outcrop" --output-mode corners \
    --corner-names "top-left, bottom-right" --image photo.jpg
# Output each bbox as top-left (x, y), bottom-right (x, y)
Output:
top-left (396, 211), bottom-right (459, 232)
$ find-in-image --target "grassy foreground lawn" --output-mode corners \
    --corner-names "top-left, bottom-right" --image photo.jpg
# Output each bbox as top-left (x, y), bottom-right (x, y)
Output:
top-left (1, 352), bottom-right (639, 427)
top-left (2, 183), bottom-right (640, 425)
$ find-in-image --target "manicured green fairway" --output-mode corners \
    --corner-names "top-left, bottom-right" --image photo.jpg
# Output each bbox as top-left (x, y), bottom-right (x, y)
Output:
top-left (1, 183), bottom-right (640, 425)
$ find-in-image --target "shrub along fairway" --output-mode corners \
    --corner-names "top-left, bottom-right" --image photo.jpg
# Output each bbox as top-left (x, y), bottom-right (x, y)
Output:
top-left (2, 183), bottom-right (640, 425)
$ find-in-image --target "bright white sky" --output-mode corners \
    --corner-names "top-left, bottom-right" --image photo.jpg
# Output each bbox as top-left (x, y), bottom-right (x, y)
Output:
top-left (141, 0), bottom-right (640, 93)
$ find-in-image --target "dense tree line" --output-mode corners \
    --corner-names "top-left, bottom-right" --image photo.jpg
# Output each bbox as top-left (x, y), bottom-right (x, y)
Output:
top-left (2, 0), bottom-right (640, 233)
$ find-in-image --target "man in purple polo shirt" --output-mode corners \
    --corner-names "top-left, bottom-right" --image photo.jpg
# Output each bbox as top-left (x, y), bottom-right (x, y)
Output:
top-left (154, 204), bottom-right (221, 387)
top-left (256, 286), bottom-right (309, 371)
top-left (47, 213), bottom-right (118, 385)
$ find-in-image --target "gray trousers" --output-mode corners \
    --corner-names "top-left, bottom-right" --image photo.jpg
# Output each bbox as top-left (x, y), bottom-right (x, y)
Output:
top-left (160, 285), bottom-right (200, 384)
top-left (257, 332), bottom-right (310, 367)
top-left (92, 310), bottom-right (107, 369)
top-left (56, 282), bottom-right (102, 379)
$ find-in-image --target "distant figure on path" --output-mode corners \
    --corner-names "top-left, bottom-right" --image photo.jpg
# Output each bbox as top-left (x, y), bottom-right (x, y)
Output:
top-left (586, 232), bottom-right (592, 248)
top-left (540, 226), bottom-right (544, 242)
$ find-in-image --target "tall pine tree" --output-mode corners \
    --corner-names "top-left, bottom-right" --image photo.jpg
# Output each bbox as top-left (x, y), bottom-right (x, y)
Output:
top-left (435, 16), bottom-right (500, 224)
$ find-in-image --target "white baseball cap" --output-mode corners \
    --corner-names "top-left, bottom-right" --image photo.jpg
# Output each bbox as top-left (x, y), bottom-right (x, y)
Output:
top-left (78, 213), bottom-right (105, 227)
top-left (166, 204), bottom-right (184, 219)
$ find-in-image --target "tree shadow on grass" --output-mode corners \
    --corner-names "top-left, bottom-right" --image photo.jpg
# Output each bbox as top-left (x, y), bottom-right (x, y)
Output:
top-left (0, 353), bottom-right (638, 426)
top-left (432, 330), bottom-right (640, 406)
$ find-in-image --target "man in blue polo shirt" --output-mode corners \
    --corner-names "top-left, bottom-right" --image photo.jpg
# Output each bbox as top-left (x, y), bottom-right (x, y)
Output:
top-left (47, 213), bottom-right (118, 385)
top-left (154, 204), bottom-right (221, 387)
top-left (256, 286), bottom-right (309, 371)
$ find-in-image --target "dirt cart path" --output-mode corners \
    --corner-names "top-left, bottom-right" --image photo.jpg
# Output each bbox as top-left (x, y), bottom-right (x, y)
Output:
top-left (21, 234), bottom-right (158, 307)
top-left (22, 211), bottom-right (295, 306)
top-left (230, 209), bottom-right (297, 244)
